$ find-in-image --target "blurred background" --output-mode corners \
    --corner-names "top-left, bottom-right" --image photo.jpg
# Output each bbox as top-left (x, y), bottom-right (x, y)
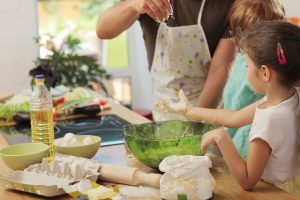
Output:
top-left (0, 0), bottom-right (152, 110)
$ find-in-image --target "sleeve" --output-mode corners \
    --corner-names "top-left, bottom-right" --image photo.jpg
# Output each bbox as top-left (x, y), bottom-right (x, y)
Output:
top-left (249, 110), bottom-right (287, 152)
top-left (221, 22), bottom-right (231, 39)
top-left (220, 1), bottom-right (234, 39)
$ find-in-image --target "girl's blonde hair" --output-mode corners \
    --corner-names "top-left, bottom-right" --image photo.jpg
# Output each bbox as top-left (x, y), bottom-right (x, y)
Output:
top-left (229, 0), bottom-right (285, 47)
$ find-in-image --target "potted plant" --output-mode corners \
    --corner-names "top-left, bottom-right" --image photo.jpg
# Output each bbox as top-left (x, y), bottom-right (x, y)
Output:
top-left (29, 34), bottom-right (111, 95)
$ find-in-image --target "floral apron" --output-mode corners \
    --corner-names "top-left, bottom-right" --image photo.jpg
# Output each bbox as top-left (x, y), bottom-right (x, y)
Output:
top-left (151, 0), bottom-right (211, 121)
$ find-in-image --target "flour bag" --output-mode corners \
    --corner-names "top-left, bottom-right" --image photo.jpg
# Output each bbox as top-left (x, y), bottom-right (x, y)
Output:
top-left (159, 155), bottom-right (215, 200)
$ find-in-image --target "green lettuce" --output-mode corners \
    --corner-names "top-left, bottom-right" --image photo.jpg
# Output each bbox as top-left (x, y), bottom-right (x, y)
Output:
top-left (0, 102), bottom-right (30, 121)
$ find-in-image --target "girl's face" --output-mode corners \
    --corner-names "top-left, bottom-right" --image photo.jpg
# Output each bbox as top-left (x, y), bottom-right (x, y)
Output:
top-left (245, 54), bottom-right (265, 93)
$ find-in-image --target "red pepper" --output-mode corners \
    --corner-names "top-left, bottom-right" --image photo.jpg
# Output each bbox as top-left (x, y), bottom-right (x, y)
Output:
top-left (98, 99), bottom-right (108, 106)
top-left (53, 97), bottom-right (65, 107)
top-left (53, 111), bottom-right (59, 121)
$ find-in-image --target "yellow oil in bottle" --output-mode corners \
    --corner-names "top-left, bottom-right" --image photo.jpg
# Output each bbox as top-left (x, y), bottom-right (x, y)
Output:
top-left (30, 108), bottom-right (54, 161)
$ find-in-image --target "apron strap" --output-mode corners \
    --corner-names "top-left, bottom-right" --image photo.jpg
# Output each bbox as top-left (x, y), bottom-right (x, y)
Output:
top-left (197, 0), bottom-right (206, 25)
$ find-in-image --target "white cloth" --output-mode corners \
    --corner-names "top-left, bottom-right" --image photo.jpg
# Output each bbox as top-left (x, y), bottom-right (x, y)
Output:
top-left (249, 90), bottom-right (300, 182)
top-left (151, 0), bottom-right (211, 121)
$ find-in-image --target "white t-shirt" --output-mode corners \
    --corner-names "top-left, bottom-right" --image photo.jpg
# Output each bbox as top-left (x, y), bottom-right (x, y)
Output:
top-left (249, 90), bottom-right (300, 182)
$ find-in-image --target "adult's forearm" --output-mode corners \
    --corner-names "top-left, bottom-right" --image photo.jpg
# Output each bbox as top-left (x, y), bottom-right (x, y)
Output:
top-left (197, 66), bottom-right (228, 108)
top-left (96, 0), bottom-right (139, 39)
top-left (197, 39), bottom-right (236, 108)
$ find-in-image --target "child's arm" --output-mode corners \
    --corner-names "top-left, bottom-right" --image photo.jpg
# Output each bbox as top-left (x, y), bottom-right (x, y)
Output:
top-left (201, 128), bottom-right (271, 190)
top-left (156, 90), bottom-right (264, 127)
top-left (186, 99), bottom-right (264, 128)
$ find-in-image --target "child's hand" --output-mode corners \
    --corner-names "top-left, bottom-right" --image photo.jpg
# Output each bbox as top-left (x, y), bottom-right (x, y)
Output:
top-left (155, 90), bottom-right (190, 115)
top-left (201, 128), bottom-right (225, 154)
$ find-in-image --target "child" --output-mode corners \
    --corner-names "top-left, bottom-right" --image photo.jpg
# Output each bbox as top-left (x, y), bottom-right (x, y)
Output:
top-left (159, 20), bottom-right (300, 193)
top-left (223, 0), bottom-right (285, 159)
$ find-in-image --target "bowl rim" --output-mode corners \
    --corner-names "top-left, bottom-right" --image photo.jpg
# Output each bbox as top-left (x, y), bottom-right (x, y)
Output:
top-left (0, 143), bottom-right (49, 157)
top-left (54, 135), bottom-right (101, 148)
top-left (124, 120), bottom-right (214, 138)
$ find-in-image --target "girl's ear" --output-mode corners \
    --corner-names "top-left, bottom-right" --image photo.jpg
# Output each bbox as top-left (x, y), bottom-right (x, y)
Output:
top-left (261, 65), bottom-right (271, 82)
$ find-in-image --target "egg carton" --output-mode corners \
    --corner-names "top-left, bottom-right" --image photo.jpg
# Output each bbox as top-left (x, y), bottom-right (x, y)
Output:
top-left (25, 153), bottom-right (100, 182)
top-left (0, 154), bottom-right (100, 197)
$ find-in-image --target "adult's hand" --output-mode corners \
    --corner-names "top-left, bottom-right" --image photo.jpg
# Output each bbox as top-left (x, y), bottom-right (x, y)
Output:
top-left (134, 0), bottom-right (172, 22)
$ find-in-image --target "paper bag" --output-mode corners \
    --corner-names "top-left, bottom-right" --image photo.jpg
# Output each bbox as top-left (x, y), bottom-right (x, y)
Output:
top-left (159, 155), bottom-right (215, 200)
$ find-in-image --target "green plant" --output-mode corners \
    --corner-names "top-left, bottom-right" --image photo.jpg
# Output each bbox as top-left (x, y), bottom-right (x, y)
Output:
top-left (30, 35), bottom-right (111, 94)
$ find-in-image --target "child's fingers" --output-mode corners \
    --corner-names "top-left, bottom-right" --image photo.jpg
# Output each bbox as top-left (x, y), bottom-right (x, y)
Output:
top-left (178, 89), bottom-right (188, 103)
top-left (162, 99), bottom-right (169, 107)
top-left (201, 143), bottom-right (207, 155)
top-left (156, 98), bottom-right (188, 114)
top-left (154, 101), bottom-right (164, 111)
top-left (155, 100), bottom-right (170, 112)
top-left (201, 132), bottom-right (216, 154)
top-left (201, 134), bottom-right (208, 154)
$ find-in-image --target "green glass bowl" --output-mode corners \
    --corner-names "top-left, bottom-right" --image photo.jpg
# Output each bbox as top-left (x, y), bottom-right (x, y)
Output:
top-left (124, 120), bottom-right (214, 169)
top-left (0, 143), bottom-right (49, 170)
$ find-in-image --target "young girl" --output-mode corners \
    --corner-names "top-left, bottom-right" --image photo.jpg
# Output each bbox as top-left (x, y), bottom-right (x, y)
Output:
top-left (223, 0), bottom-right (285, 159)
top-left (159, 20), bottom-right (300, 192)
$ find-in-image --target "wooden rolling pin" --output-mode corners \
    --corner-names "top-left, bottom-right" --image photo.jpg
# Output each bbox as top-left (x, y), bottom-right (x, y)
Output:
top-left (98, 164), bottom-right (162, 188)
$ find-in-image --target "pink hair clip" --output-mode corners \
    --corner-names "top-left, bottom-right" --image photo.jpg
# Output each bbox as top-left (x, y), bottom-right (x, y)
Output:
top-left (277, 42), bottom-right (287, 65)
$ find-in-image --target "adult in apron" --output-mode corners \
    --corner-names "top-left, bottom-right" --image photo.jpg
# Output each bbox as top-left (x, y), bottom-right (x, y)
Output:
top-left (151, 0), bottom-right (211, 121)
top-left (223, 52), bottom-right (263, 159)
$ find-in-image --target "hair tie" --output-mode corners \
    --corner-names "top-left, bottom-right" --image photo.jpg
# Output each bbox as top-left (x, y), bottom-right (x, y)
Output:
top-left (277, 42), bottom-right (287, 65)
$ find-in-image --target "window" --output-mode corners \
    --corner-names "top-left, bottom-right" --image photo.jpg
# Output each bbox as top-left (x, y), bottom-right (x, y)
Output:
top-left (38, 0), bottom-right (132, 105)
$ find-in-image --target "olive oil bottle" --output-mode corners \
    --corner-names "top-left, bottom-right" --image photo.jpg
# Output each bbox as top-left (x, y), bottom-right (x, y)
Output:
top-left (30, 75), bottom-right (54, 161)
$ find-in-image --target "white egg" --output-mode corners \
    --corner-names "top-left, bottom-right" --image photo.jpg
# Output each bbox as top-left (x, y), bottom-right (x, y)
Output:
top-left (68, 137), bottom-right (81, 146)
top-left (54, 139), bottom-right (61, 146)
top-left (60, 141), bottom-right (68, 147)
top-left (54, 139), bottom-right (68, 147)
top-left (83, 136), bottom-right (94, 145)
top-left (63, 133), bottom-right (75, 143)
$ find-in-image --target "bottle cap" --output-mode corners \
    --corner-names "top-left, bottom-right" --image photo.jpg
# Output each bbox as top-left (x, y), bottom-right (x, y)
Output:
top-left (35, 74), bottom-right (45, 83)
top-left (35, 74), bottom-right (45, 79)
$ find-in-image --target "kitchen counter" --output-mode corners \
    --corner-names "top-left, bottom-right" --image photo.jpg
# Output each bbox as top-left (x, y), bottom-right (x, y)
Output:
top-left (0, 100), bottom-right (299, 200)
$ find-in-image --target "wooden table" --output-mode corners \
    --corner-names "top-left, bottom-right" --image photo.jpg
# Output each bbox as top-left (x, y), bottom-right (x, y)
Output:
top-left (0, 100), bottom-right (299, 200)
